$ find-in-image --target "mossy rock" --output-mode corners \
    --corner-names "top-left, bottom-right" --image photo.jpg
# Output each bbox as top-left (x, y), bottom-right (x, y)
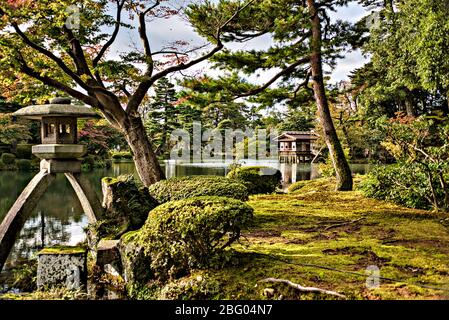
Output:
top-left (120, 196), bottom-right (253, 287)
top-left (89, 175), bottom-right (159, 246)
top-left (227, 166), bottom-right (282, 194)
top-left (38, 245), bottom-right (86, 255)
top-left (148, 175), bottom-right (249, 203)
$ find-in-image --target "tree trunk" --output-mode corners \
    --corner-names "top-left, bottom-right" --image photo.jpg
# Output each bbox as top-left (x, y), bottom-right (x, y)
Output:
top-left (122, 115), bottom-right (165, 187)
top-left (404, 91), bottom-right (416, 117)
top-left (94, 92), bottom-right (165, 187)
top-left (306, 0), bottom-right (353, 191)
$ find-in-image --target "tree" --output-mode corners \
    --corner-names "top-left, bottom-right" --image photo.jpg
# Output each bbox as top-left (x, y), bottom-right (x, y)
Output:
top-left (0, 113), bottom-right (31, 145)
top-left (0, 0), bottom-right (255, 187)
top-left (143, 77), bottom-right (180, 157)
top-left (189, 0), bottom-right (354, 190)
top-left (358, 0), bottom-right (449, 116)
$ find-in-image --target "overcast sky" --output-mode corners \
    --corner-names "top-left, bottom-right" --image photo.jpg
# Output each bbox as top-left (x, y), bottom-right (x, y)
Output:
top-left (108, 1), bottom-right (369, 87)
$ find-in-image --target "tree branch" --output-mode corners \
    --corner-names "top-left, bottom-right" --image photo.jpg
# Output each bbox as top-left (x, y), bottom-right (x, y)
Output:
top-left (126, 0), bottom-right (257, 114)
top-left (260, 278), bottom-right (347, 299)
top-left (12, 23), bottom-right (91, 92)
top-left (93, 0), bottom-right (126, 67)
top-left (18, 60), bottom-right (98, 108)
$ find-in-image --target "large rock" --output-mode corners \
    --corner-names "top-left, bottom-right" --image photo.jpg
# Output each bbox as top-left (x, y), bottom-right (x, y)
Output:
top-left (88, 175), bottom-right (159, 249)
top-left (37, 246), bottom-right (87, 290)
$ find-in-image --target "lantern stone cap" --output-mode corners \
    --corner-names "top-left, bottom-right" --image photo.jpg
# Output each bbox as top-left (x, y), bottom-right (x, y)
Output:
top-left (13, 102), bottom-right (99, 120)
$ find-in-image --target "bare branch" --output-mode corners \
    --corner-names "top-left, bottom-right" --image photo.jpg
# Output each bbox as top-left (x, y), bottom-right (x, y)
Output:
top-left (93, 0), bottom-right (126, 67)
top-left (260, 278), bottom-right (347, 299)
top-left (126, 0), bottom-right (258, 114)
top-left (12, 23), bottom-right (91, 92)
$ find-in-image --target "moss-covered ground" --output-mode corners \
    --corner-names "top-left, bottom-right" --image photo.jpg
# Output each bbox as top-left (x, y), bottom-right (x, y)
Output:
top-left (2, 177), bottom-right (448, 300)
top-left (189, 177), bottom-right (449, 300)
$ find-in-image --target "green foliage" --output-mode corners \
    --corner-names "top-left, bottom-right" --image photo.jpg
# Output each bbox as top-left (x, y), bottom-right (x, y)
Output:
top-left (362, 115), bottom-right (449, 211)
top-left (79, 120), bottom-right (127, 158)
top-left (0, 113), bottom-right (31, 144)
top-left (15, 144), bottom-right (32, 160)
top-left (1, 259), bottom-right (37, 293)
top-left (125, 196), bottom-right (253, 282)
top-left (111, 151), bottom-right (133, 160)
top-left (148, 175), bottom-right (249, 203)
top-left (227, 166), bottom-right (282, 194)
top-left (1, 152), bottom-right (16, 165)
top-left (16, 159), bottom-right (32, 171)
top-left (81, 155), bottom-right (95, 169)
top-left (361, 165), bottom-right (430, 210)
top-left (319, 148), bottom-right (351, 178)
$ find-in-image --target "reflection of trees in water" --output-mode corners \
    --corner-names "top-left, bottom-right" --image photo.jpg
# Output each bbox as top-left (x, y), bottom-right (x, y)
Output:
top-left (8, 212), bottom-right (70, 262)
top-left (3, 174), bottom-right (87, 264)
top-left (0, 166), bottom-right (140, 266)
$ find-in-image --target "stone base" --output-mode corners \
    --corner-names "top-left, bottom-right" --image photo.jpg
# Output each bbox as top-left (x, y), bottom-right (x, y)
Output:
top-left (37, 246), bottom-right (87, 290)
top-left (32, 144), bottom-right (86, 159)
top-left (40, 159), bottom-right (81, 173)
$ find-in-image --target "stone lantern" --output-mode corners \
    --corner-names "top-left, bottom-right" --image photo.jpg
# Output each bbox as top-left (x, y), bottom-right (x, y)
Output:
top-left (0, 98), bottom-right (103, 273)
top-left (13, 97), bottom-right (98, 173)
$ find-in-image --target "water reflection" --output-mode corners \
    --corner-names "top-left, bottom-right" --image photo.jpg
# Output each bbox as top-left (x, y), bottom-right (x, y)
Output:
top-left (0, 161), bottom-right (371, 268)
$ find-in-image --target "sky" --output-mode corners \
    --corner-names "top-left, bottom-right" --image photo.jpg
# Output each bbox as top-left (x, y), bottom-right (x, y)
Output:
top-left (109, 1), bottom-right (369, 87)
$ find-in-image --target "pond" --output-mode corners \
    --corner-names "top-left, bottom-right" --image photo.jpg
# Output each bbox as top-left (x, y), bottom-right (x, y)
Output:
top-left (0, 161), bottom-right (372, 269)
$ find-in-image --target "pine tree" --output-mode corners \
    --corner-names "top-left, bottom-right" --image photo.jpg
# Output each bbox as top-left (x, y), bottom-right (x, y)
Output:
top-left (144, 77), bottom-right (180, 157)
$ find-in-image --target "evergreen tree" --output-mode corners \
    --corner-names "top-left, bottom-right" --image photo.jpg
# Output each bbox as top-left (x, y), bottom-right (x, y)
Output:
top-left (144, 77), bottom-right (180, 157)
top-left (189, 0), bottom-right (354, 190)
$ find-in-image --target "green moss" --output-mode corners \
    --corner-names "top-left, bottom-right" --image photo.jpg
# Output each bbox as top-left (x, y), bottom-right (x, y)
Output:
top-left (149, 175), bottom-right (249, 203)
top-left (38, 246), bottom-right (86, 255)
top-left (131, 177), bottom-right (449, 300)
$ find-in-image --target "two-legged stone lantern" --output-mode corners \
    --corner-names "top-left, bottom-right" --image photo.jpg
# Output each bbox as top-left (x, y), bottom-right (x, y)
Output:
top-left (0, 98), bottom-right (103, 272)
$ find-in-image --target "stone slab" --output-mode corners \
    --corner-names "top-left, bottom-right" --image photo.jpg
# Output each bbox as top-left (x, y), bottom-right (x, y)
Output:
top-left (33, 144), bottom-right (86, 159)
top-left (37, 246), bottom-right (87, 290)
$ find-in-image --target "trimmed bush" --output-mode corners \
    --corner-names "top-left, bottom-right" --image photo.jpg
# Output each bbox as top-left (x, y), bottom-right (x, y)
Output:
top-left (120, 196), bottom-right (253, 283)
top-left (148, 175), bottom-right (249, 203)
top-left (15, 144), bottom-right (33, 160)
top-left (227, 166), bottom-right (282, 194)
top-left (17, 159), bottom-right (32, 171)
top-left (111, 151), bottom-right (133, 160)
top-left (1, 152), bottom-right (16, 165)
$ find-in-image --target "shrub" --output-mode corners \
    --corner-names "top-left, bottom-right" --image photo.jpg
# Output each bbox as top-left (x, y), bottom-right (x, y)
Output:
top-left (120, 196), bottom-right (253, 283)
top-left (361, 164), bottom-right (431, 210)
top-left (122, 152), bottom-right (133, 160)
top-left (1, 152), bottom-right (16, 165)
top-left (148, 175), bottom-right (249, 203)
top-left (15, 144), bottom-right (32, 160)
top-left (227, 166), bottom-right (282, 194)
top-left (111, 151), bottom-right (133, 160)
top-left (17, 159), bottom-right (32, 171)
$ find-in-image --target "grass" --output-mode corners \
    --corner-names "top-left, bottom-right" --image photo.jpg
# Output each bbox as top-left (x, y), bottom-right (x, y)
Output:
top-left (182, 177), bottom-right (449, 300)
top-left (3, 176), bottom-right (449, 300)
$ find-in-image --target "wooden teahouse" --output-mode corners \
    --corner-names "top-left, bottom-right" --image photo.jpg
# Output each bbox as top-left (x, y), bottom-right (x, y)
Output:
top-left (275, 131), bottom-right (318, 163)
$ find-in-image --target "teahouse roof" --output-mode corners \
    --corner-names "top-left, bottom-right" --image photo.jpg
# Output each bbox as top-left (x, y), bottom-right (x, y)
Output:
top-left (13, 103), bottom-right (99, 120)
top-left (275, 131), bottom-right (318, 141)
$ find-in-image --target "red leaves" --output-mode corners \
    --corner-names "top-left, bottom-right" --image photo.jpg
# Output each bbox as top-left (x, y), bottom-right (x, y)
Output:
top-left (6, 0), bottom-right (31, 9)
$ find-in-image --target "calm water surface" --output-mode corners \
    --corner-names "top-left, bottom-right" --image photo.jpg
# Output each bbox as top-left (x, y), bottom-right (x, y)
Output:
top-left (0, 161), bottom-right (371, 267)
